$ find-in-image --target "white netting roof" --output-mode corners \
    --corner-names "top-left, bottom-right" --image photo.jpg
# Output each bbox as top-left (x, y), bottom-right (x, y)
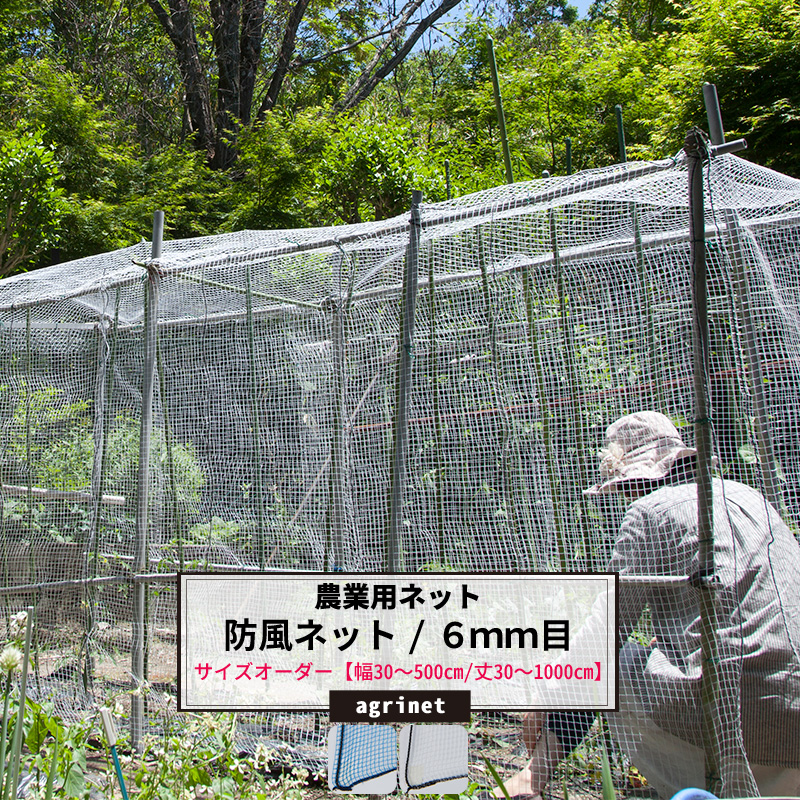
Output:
top-left (2, 153), bottom-right (798, 327)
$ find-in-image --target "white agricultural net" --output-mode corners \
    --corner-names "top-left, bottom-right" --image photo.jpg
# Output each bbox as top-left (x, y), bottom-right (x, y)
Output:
top-left (399, 724), bottom-right (468, 791)
top-left (1, 152), bottom-right (800, 793)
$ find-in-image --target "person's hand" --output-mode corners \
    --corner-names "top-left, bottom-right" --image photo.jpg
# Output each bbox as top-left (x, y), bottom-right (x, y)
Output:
top-left (521, 711), bottom-right (547, 753)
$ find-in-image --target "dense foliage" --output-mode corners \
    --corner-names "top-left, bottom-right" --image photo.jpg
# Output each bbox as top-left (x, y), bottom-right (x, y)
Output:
top-left (0, 0), bottom-right (797, 273)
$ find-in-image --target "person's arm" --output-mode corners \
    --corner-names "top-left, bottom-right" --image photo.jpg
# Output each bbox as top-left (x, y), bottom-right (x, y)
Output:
top-left (609, 501), bottom-right (651, 647)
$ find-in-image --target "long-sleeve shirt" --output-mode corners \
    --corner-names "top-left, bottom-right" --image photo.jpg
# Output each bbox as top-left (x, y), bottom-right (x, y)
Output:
top-left (608, 479), bottom-right (800, 767)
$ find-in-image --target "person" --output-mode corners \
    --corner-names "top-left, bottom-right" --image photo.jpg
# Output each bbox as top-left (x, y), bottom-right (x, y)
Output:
top-left (493, 411), bottom-right (800, 799)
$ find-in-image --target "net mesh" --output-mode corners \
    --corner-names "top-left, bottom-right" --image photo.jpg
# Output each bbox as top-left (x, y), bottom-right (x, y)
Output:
top-left (400, 724), bottom-right (468, 790)
top-left (328, 724), bottom-right (397, 791)
top-left (1, 152), bottom-right (800, 792)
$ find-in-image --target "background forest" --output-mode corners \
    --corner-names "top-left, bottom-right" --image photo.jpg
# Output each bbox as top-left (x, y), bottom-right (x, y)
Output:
top-left (0, 0), bottom-right (797, 277)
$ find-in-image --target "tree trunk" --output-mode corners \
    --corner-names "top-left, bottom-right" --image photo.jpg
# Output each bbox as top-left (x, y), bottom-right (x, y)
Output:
top-left (210, 0), bottom-right (242, 168)
top-left (240, 0), bottom-right (266, 125)
top-left (257, 0), bottom-right (311, 118)
top-left (146, 0), bottom-right (216, 159)
top-left (335, 0), bottom-right (464, 112)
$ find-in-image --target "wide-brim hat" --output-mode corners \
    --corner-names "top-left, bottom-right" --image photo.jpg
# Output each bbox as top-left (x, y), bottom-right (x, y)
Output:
top-left (584, 411), bottom-right (697, 495)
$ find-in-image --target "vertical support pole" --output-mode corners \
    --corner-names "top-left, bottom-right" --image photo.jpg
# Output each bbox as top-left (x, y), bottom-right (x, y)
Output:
top-left (25, 310), bottom-right (34, 586)
top-left (552, 210), bottom-right (591, 567)
top-left (245, 264), bottom-right (267, 569)
top-left (88, 321), bottom-right (110, 573)
top-left (477, 229), bottom-right (522, 561)
top-left (487, 37), bottom-right (514, 184)
top-left (445, 159), bottom-right (452, 200)
top-left (157, 338), bottom-right (183, 570)
top-left (685, 130), bottom-right (757, 797)
top-left (633, 205), bottom-right (665, 412)
top-left (565, 138), bottom-right (572, 175)
top-left (84, 304), bottom-right (115, 689)
top-left (686, 127), bottom-right (721, 795)
top-left (703, 83), bottom-right (726, 146)
top-left (521, 266), bottom-right (556, 571)
top-left (131, 211), bottom-right (162, 752)
top-left (387, 190), bottom-right (422, 572)
top-left (327, 254), bottom-right (348, 571)
top-left (427, 236), bottom-right (446, 564)
top-left (615, 105), bottom-right (627, 163)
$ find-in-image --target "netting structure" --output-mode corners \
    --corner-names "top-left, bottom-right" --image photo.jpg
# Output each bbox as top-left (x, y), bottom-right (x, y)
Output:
top-left (328, 725), bottom-right (397, 791)
top-left (399, 724), bottom-right (468, 791)
top-left (1, 151), bottom-right (800, 792)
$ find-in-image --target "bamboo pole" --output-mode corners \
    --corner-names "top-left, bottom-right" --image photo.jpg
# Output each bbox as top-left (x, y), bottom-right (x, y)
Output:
top-left (131, 211), bottom-right (162, 752)
top-left (487, 37), bottom-right (514, 184)
top-left (387, 191), bottom-right (423, 572)
top-left (177, 272), bottom-right (324, 311)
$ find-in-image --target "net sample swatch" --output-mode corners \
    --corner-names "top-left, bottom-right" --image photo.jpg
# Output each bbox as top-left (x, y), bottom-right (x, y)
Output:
top-left (328, 724), bottom-right (397, 792)
top-left (400, 724), bottom-right (468, 792)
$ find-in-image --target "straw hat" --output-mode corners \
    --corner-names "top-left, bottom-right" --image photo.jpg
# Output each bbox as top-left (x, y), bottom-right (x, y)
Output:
top-left (584, 411), bottom-right (697, 495)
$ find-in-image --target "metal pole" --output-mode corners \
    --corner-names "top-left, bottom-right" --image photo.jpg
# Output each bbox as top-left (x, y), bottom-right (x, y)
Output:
top-left (542, 170), bottom-right (550, 179)
top-left (552, 209), bottom-right (590, 567)
top-left (565, 138), bottom-right (572, 175)
top-left (131, 210), bottom-right (162, 752)
top-left (487, 37), bottom-right (514, 184)
top-left (445, 159), bottom-right (452, 200)
top-left (685, 129), bottom-right (756, 797)
top-left (703, 83), bottom-right (726, 146)
top-left (387, 190), bottom-right (422, 571)
top-left (615, 105), bottom-right (627, 163)
top-left (686, 127), bottom-right (721, 795)
top-left (245, 264), bottom-right (267, 569)
top-left (327, 255), bottom-right (348, 571)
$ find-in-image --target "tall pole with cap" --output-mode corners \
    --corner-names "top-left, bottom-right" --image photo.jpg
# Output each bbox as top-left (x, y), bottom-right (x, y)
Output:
top-left (131, 211), bottom-right (162, 752)
top-left (685, 123), bottom-right (755, 796)
top-left (387, 190), bottom-right (423, 571)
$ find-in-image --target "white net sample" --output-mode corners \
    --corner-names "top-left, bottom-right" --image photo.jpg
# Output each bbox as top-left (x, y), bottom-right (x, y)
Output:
top-left (328, 725), bottom-right (397, 791)
top-left (400, 724), bottom-right (468, 791)
top-left (1, 152), bottom-right (800, 789)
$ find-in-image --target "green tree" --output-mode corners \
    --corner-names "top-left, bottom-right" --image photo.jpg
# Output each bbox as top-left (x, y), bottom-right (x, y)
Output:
top-left (657, 0), bottom-right (800, 174)
top-left (0, 131), bottom-right (63, 277)
top-left (313, 110), bottom-right (445, 223)
top-left (222, 108), bottom-right (329, 230)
